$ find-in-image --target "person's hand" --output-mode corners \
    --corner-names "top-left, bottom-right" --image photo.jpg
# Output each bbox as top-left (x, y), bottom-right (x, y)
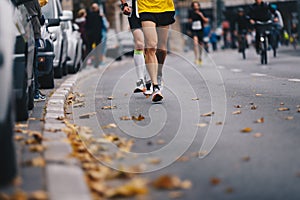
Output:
top-left (123, 6), bottom-right (131, 15)
top-left (195, 10), bottom-right (202, 16)
top-left (250, 19), bottom-right (255, 25)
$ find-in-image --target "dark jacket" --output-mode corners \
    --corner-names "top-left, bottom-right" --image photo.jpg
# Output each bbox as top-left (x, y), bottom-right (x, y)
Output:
top-left (23, 0), bottom-right (43, 39)
top-left (85, 11), bottom-right (103, 44)
top-left (248, 2), bottom-right (274, 22)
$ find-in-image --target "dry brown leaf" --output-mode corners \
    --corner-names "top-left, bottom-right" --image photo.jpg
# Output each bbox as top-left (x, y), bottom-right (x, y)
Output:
top-left (29, 131), bottom-right (43, 143)
top-left (242, 156), bottom-right (250, 162)
top-left (56, 116), bottom-right (64, 120)
top-left (240, 127), bottom-right (252, 133)
top-left (196, 123), bottom-right (207, 128)
top-left (120, 116), bottom-right (131, 120)
top-left (176, 156), bottom-right (190, 162)
top-left (157, 139), bottom-right (166, 145)
top-left (278, 107), bottom-right (290, 111)
top-left (79, 112), bottom-right (96, 119)
top-left (280, 102), bottom-right (285, 106)
top-left (192, 97), bottom-right (199, 101)
top-left (168, 191), bottom-right (183, 199)
top-left (101, 123), bottom-right (117, 129)
top-left (103, 134), bottom-right (120, 142)
top-left (253, 133), bottom-right (263, 138)
top-left (101, 105), bottom-right (117, 110)
top-left (88, 170), bottom-right (103, 180)
top-left (152, 175), bottom-right (181, 190)
top-left (90, 182), bottom-right (106, 194)
top-left (251, 105), bottom-right (258, 110)
top-left (297, 108), bottom-right (300, 113)
top-left (26, 157), bottom-right (46, 167)
top-left (255, 93), bottom-right (262, 97)
top-left (15, 128), bottom-right (28, 134)
top-left (28, 117), bottom-right (41, 121)
top-left (225, 187), bottom-right (234, 193)
top-left (210, 177), bottom-right (221, 186)
top-left (198, 151), bottom-right (208, 157)
top-left (106, 178), bottom-right (148, 198)
top-left (285, 116), bottom-right (294, 120)
top-left (11, 190), bottom-right (28, 200)
top-left (146, 157), bottom-right (161, 165)
top-left (29, 190), bottom-right (48, 200)
top-left (201, 111), bottom-right (214, 117)
top-left (232, 110), bottom-right (241, 115)
top-left (234, 105), bottom-right (242, 108)
top-left (254, 117), bottom-right (264, 123)
top-left (25, 138), bottom-right (39, 145)
top-left (14, 135), bottom-right (24, 141)
top-left (29, 145), bottom-right (46, 153)
top-left (107, 96), bottom-right (114, 100)
top-left (15, 123), bottom-right (28, 128)
top-left (132, 114), bottom-right (145, 121)
top-left (216, 122), bottom-right (223, 125)
top-left (180, 180), bottom-right (192, 189)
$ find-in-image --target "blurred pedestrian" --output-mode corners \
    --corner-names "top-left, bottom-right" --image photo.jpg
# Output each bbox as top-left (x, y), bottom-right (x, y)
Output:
top-left (99, 13), bottom-right (109, 65)
top-left (203, 21), bottom-right (211, 53)
top-left (210, 30), bottom-right (218, 51)
top-left (85, 3), bottom-right (103, 67)
top-left (188, 1), bottom-right (209, 65)
top-left (75, 9), bottom-right (87, 59)
top-left (24, 0), bottom-right (46, 101)
top-left (222, 20), bottom-right (230, 49)
top-left (137, 0), bottom-right (176, 102)
top-left (120, 0), bottom-right (151, 95)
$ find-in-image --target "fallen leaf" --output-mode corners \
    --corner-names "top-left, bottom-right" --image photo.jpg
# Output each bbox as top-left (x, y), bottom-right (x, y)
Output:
top-left (56, 116), bottom-right (64, 120)
top-left (201, 111), bottom-right (214, 117)
top-left (240, 127), bottom-right (252, 133)
top-left (28, 117), bottom-right (41, 121)
top-left (29, 131), bottom-right (43, 143)
top-left (285, 116), bottom-right (294, 120)
top-left (225, 187), bottom-right (234, 193)
top-left (124, 93), bottom-right (128, 96)
top-left (106, 178), bottom-right (148, 197)
top-left (196, 123), bottom-right (207, 128)
top-left (24, 157), bottom-right (45, 167)
top-left (192, 97), bottom-right (199, 101)
top-left (232, 110), bottom-right (241, 115)
top-left (298, 108), bottom-right (300, 113)
top-left (79, 112), bottom-right (96, 119)
top-left (15, 123), bottom-right (28, 128)
top-left (157, 139), bottom-right (166, 145)
top-left (102, 105), bottom-right (117, 110)
top-left (25, 138), bottom-right (39, 145)
top-left (120, 116), bottom-right (131, 120)
top-left (101, 123), bottom-right (117, 129)
top-left (73, 102), bottom-right (85, 108)
top-left (29, 145), bottom-right (46, 153)
top-left (210, 177), bottom-right (221, 186)
top-left (180, 180), bottom-right (192, 189)
top-left (198, 151), bottom-right (208, 157)
top-left (254, 117), bottom-right (264, 123)
top-left (251, 105), bottom-right (257, 110)
top-left (168, 191), bottom-right (183, 199)
top-left (255, 93), bottom-right (262, 97)
top-left (152, 175), bottom-right (181, 190)
top-left (15, 129), bottom-right (28, 134)
top-left (107, 96), bottom-right (114, 100)
top-left (14, 135), bottom-right (24, 141)
top-left (90, 182), bottom-right (106, 194)
top-left (278, 107), bottom-right (290, 111)
top-left (176, 156), bottom-right (190, 162)
top-left (146, 157), bottom-right (161, 165)
top-left (88, 170), bottom-right (103, 180)
top-left (234, 105), bottom-right (242, 108)
top-left (280, 102), bottom-right (285, 106)
top-left (253, 133), bottom-right (263, 138)
top-left (132, 114), bottom-right (145, 121)
top-left (29, 190), bottom-right (48, 200)
top-left (242, 156), bottom-right (250, 162)
top-left (216, 122), bottom-right (223, 125)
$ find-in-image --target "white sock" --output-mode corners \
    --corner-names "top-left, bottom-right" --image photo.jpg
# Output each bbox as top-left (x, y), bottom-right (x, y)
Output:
top-left (133, 50), bottom-right (145, 82)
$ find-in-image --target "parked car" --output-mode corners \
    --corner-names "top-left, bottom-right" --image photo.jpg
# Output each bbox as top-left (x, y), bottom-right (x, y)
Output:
top-left (41, 0), bottom-right (68, 78)
top-left (106, 29), bottom-right (122, 61)
top-left (63, 10), bottom-right (83, 74)
top-left (37, 19), bottom-right (60, 89)
top-left (118, 31), bottom-right (134, 56)
top-left (13, 0), bottom-right (35, 121)
top-left (0, 0), bottom-right (17, 186)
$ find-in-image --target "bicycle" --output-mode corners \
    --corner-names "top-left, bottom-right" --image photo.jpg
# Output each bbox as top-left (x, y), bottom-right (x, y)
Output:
top-left (256, 20), bottom-right (273, 65)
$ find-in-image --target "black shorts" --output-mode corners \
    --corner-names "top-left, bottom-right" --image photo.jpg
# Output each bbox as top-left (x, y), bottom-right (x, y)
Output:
top-left (128, 15), bottom-right (142, 30)
top-left (191, 30), bottom-right (203, 43)
top-left (139, 11), bottom-right (175, 26)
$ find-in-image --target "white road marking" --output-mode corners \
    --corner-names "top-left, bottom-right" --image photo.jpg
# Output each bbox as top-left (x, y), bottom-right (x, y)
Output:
top-left (250, 73), bottom-right (267, 77)
top-left (288, 78), bottom-right (300, 82)
top-left (230, 68), bottom-right (243, 73)
top-left (217, 65), bottom-right (226, 69)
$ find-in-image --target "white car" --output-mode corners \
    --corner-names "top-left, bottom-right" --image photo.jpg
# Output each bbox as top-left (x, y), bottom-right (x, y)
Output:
top-left (0, 0), bottom-right (16, 185)
top-left (63, 10), bottom-right (83, 74)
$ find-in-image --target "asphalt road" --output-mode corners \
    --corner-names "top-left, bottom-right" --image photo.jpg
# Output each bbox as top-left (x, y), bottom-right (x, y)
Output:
top-left (72, 46), bottom-right (300, 200)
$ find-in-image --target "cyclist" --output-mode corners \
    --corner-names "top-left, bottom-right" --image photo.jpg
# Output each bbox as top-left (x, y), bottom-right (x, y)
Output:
top-left (248, 0), bottom-right (277, 54)
top-left (270, 4), bottom-right (283, 49)
top-left (120, 0), bottom-right (151, 95)
top-left (234, 7), bottom-right (250, 53)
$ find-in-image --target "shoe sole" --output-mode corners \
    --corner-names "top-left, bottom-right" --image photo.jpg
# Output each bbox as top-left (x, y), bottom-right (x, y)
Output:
top-left (133, 88), bottom-right (146, 93)
top-left (152, 93), bottom-right (163, 102)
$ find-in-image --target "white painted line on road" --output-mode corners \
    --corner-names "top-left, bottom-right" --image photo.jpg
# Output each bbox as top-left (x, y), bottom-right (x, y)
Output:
top-left (217, 65), bottom-right (226, 69)
top-left (230, 68), bottom-right (243, 73)
top-left (250, 73), bottom-right (267, 77)
top-left (288, 78), bottom-right (300, 82)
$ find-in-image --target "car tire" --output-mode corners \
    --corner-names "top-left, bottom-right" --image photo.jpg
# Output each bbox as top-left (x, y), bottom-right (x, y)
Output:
top-left (62, 61), bottom-right (68, 76)
top-left (16, 70), bottom-right (29, 121)
top-left (28, 81), bottom-right (34, 110)
top-left (0, 102), bottom-right (17, 186)
top-left (39, 67), bottom-right (54, 89)
top-left (68, 45), bottom-right (78, 74)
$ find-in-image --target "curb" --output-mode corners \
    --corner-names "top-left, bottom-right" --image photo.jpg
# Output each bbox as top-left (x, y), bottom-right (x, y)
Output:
top-left (43, 67), bottom-right (98, 200)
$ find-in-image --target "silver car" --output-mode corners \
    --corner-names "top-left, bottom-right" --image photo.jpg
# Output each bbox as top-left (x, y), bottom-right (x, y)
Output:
top-left (0, 0), bottom-right (17, 185)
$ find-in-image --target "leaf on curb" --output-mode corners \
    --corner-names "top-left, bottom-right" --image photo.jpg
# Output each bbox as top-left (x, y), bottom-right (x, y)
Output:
top-left (24, 157), bottom-right (46, 167)
top-left (210, 177), bottom-right (221, 186)
top-left (14, 135), bottom-right (24, 141)
top-left (79, 112), bottom-right (97, 119)
top-left (254, 117), bottom-right (264, 123)
top-left (120, 116), bottom-right (131, 120)
top-left (25, 138), bottom-right (39, 145)
top-left (29, 145), bottom-right (46, 153)
top-left (285, 116), bottom-right (294, 120)
top-left (73, 102), bottom-right (85, 108)
top-left (102, 105), bottom-right (117, 110)
top-left (240, 127), bottom-right (252, 133)
top-left (15, 129), bottom-right (28, 134)
top-left (278, 107), bottom-right (290, 111)
top-left (196, 123), bottom-right (207, 128)
top-left (201, 111), bottom-right (214, 117)
top-left (29, 131), bottom-right (43, 143)
top-left (253, 133), bottom-right (263, 138)
top-left (29, 190), bottom-right (48, 200)
top-left (132, 114), bottom-right (145, 121)
top-left (15, 123), bottom-right (28, 128)
top-left (232, 110), bottom-right (241, 115)
top-left (101, 123), bottom-right (117, 129)
top-left (88, 170), bottom-right (103, 181)
top-left (90, 182), bottom-right (106, 194)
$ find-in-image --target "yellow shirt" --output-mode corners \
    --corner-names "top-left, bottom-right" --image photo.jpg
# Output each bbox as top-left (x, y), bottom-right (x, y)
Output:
top-left (138, 0), bottom-right (175, 13)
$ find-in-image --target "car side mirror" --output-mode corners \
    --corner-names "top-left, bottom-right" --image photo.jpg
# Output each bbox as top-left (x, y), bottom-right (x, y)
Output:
top-left (46, 18), bottom-right (60, 27)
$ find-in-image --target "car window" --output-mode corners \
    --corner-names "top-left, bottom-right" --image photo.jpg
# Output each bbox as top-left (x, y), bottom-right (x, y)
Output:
top-left (41, 0), bottom-right (54, 18)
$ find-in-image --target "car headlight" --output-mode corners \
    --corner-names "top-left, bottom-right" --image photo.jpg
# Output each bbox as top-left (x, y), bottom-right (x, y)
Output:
top-left (50, 33), bottom-right (57, 41)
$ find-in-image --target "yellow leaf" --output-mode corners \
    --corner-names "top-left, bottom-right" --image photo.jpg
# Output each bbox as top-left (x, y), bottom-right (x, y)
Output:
top-left (132, 114), bottom-right (145, 121)
top-left (90, 182), bottom-right (106, 194)
top-left (106, 178), bottom-right (148, 197)
top-left (146, 157), bottom-right (161, 165)
top-left (240, 127), bottom-right (252, 133)
top-left (180, 180), bottom-right (192, 189)
top-left (157, 139), bottom-right (166, 145)
top-left (152, 175), bottom-right (181, 190)
top-left (25, 157), bottom-right (46, 167)
top-left (29, 145), bottom-right (46, 153)
top-left (15, 123), bottom-right (28, 128)
top-left (278, 107), bottom-right (290, 111)
top-left (29, 190), bottom-right (48, 200)
top-left (176, 156), bottom-right (190, 162)
top-left (14, 135), bottom-right (24, 141)
top-left (88, 170), bottom-right (103, 181)
top-left (255, 93), bottom-right (262, 97)
top-left (254, 117), bottom-right (264, 123)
